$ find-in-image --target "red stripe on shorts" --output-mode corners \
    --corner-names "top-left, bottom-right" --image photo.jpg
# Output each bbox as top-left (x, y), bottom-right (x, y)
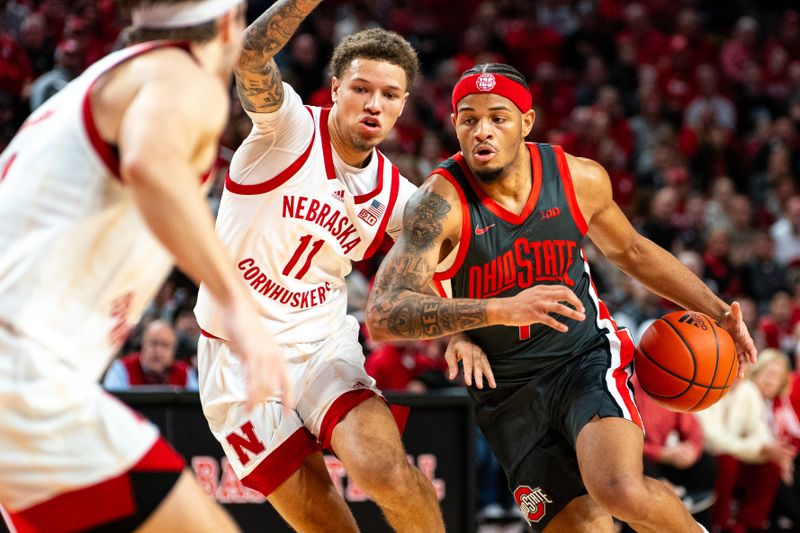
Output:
top-left (240, 427), bottom-right (320, 497)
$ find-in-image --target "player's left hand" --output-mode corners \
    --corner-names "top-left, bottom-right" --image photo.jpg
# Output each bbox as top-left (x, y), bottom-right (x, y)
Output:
top-left (718, 301), bottom-right (757, 378)
top-left (444, 332), bottom-right (496, 389)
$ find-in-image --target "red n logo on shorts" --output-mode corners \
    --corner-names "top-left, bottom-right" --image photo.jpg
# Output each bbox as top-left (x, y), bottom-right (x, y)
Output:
top-left (225, 421), bottom-right (266, 466)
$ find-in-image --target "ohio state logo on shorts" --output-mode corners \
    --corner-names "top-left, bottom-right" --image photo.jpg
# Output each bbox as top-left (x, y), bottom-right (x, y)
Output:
top-left (514, 485), bottom-right (553, 525)
top-left (476, 73), bottom-right (496, 91)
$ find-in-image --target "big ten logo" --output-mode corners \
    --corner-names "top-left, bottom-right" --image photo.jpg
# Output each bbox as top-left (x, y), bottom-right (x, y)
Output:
top-left (324, 454), bottom-right (446, 502)
top-left (192, 456), bottom-right (266, 504)
top-left (108, 292), bottom-right (133, 347)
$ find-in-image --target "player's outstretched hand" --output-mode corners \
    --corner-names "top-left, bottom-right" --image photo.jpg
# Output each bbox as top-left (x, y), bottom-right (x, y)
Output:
top-left (718, 301), bottom-right (758, 378)
top-left (444, 332), bottom-right (496, 389)
top-left (222, 301), bottom-right (290, 410)
top-left (503, 285), bottom-right (586, 332)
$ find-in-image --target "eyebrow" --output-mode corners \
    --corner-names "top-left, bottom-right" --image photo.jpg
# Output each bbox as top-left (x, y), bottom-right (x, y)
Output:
top-left (351, 77), bottom-right (403, 92)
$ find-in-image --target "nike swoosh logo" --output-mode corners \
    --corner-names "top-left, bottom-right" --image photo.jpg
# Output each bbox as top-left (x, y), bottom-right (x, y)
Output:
top-left (475, 224), bottom-right (496, 235)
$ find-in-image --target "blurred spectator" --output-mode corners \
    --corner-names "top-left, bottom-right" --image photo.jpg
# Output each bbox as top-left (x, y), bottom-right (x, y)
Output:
top-left (0, 31), bottom-right (32, 98)
top-left (720, 16), bottom-right (759, 84)
top-left (697, 349), bottom-right (795, 533)
top-left (770, 196), bottom-right (800, 266)
top-left (19, 13), bottom-right (54, 78)
top-left (758, 291), bottom-right (800, 354)
top-left (702, 229), bottom-right (741, 299)
top-left (104, 320), bottom-right (198, 390)
top-left (641, 186), bottom-right (679, 250)
top-left (684, 64), bottom-right (736, 133)
top-left (29, 38), bottom-right (83, 110)
top-left (172, 306), bottom-right (201, 363)
top-left (743, 232), bottom-right (788, 310)
top-left (632, 376), bottom-right (716, 529)
top-left (0, 1), bottom-right (30, 39)
top-left (365, 340), bottom-right (447, 392)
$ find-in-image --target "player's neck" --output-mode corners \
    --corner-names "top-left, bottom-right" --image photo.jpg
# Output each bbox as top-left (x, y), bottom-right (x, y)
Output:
top-left (327, 108), bottom-right (372, 168)
top-left (477, 144), bottom-right (532, 209)
top-left (188, 40), bottom-right (231, 87)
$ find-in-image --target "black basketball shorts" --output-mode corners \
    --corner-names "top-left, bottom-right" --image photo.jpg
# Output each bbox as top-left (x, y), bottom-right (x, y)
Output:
top-left (471, 345), bottom-right (642, 531)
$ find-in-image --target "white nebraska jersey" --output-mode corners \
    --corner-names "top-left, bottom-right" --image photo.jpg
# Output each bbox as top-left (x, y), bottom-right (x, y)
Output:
top-left (0, 41), bottom-right (204, 379)
top-left (195, 84), bottom-right (416, 345)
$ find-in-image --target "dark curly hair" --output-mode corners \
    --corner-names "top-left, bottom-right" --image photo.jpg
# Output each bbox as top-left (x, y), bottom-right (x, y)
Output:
top-left (330, 28), bottom-right (419, 90)
top-left (460, 63), bottom-right (528, 89)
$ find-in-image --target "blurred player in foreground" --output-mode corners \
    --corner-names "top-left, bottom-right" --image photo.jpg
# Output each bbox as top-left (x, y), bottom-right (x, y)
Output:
top-left (0, 0), bottom-right (288, 530)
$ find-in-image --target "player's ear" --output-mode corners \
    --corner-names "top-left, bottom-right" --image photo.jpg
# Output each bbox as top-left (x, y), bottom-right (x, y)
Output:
top-left (450, 112), bottom-right (457, 129)
top-left (217, 10), bottom-right (234, 44)
top-left (331, 77), bottom-right (340, 103)
top-left (521, 109), bottom-right (535, 138)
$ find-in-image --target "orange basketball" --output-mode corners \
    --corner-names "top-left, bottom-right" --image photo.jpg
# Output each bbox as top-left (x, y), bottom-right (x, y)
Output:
top-left (634, 311), bottom-right (738, 412)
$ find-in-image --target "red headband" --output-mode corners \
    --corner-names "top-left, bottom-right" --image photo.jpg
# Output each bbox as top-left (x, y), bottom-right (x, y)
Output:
top-left (451, 72), bottom-right (532, 113)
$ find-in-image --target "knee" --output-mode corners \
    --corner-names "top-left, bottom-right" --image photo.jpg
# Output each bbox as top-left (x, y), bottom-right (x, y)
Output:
top-left (584, 474), bottom-right (648, 520)
top-left (348, 453), bottom-right (418, 498)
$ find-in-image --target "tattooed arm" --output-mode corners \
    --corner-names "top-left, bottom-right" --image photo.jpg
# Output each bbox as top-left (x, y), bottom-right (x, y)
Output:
top-left (366, 175), bottom-right (586, 341)
top-left (235, 0), bottom-right (323, 113)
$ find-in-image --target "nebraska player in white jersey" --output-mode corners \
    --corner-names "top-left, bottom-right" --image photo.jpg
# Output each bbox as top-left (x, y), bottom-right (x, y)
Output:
top-left (0, 1), bottom-right (288, 531)
top-left (193, 2), bottom-right (479, 531)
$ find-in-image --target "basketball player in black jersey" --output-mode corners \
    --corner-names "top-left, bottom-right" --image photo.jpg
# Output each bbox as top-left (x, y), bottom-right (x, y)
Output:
top-left (365, 63), bottom-right (757, 533)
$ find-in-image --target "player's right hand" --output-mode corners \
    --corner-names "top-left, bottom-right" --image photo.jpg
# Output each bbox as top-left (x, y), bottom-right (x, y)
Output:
top-left (444, 332), bottom-right (496, 389)
top-left (222, 301), bottom-right (290, 410)
top-left (501, 285), bottom-right (586, 332)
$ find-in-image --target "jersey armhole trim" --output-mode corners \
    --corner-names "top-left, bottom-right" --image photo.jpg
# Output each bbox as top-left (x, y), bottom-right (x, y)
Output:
top-left (432, 278), bottom-right (447, 298)
top-left (554, 145), bottom-right (588, 235)
top-left (81, 41), bottom-right (195, 182)
top-left (433, 168), bottom-right (471, 281)
top-left (225, 106), bottom-right (315, 195)
top-left (362, 159), bottom-right (399, 260)
top-left (319, 107), bottom-right (336, 180)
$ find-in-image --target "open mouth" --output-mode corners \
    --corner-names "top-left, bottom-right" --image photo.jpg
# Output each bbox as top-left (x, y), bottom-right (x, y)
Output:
top-left (359, 117), bottom-right (381, 134)
top-left (474, 145), bottom-right (497, 162)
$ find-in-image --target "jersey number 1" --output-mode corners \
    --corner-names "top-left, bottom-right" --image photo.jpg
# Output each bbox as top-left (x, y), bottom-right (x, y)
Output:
top-left (282, 234), bottom-right (324, 280)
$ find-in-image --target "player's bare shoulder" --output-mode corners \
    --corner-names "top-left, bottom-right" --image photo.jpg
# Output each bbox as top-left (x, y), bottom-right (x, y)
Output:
top-left (563, 152), bottom-right (613, 226)
top-left (400, 171), bottom-right (463, 255)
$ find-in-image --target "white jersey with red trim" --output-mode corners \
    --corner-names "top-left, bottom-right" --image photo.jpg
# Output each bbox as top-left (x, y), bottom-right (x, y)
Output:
top-left (195, 84), bottom-right (416, 345)
top-left (0, 41), bottom-right (201, 380)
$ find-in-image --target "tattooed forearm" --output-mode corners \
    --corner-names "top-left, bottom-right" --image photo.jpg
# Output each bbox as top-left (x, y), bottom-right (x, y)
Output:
top-left (367, 250), bottom-right (488, 339)
top-left (385, 298), bottom-right (488, 339)
top-left (366, 187), bottom-right (487, 340)
top-left (403, 191), bottom-right (451, 253)
top-left (235, 0), bottom-right (322, 111)
top-left (236, 61), bottom-right (284, 112)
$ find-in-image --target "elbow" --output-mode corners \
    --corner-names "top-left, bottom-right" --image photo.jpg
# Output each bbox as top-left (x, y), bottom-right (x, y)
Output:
top-left (609, 235), bottom-right (648, 272)
top-left (364, 308), bottom-right (391, 343)
top-left (364, 299), bottom-right (395, 343)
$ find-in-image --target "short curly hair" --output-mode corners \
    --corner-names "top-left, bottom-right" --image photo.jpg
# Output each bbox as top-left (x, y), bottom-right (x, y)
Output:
top-left (330, 28), bottom-right (419, 90)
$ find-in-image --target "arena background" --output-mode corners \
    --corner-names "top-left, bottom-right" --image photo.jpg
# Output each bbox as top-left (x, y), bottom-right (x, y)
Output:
top-left (2, 0), bottom-right (800, 531)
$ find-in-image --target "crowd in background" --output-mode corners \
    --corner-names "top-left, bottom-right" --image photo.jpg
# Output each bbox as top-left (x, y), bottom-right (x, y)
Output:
top-left (3, 0), bottom-right (800, 530)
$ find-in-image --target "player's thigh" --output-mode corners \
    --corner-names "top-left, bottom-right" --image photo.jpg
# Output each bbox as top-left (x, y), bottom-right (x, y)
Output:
top-left (542, 494), bottom-right (614, 533)
top-left (267, 451), bottom-right (359, 533)
top-left (137, 470), bottom-right (239, 533)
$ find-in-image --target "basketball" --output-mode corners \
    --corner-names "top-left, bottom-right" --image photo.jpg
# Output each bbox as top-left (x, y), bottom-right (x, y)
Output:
top-left (634, 311), bottom-right (738, 412)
